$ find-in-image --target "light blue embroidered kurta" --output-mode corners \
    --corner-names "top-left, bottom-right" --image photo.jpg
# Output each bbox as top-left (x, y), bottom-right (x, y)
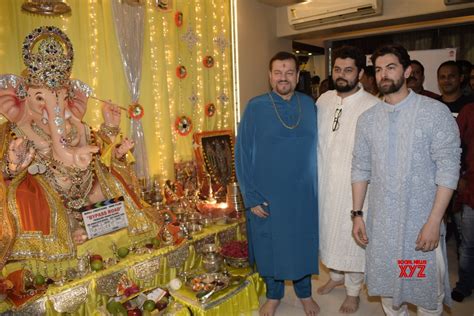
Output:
top-left (235, 91), bottom-right (319, 280)
top-left (352, 91), bottom-right (461, 309)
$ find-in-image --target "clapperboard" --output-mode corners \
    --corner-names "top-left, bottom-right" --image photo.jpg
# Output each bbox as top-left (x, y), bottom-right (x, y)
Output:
top-left (80, 196), bottom-right (128, 239)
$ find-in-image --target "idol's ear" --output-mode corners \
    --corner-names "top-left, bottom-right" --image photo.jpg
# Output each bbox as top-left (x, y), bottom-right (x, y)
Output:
top-left (68, 79), bottom-right (93, 120)
top-left (0, 75), bottom-right (26, 123)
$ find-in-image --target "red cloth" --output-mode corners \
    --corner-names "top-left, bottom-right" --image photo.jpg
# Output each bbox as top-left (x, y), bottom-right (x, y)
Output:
top-left (419, 89), bottom-right (440, 99)
top-left (6, 269), bottom-right (45, 308)
top-left (15, 174), bottom-right (50, 234)
top-left (456, 103), bottom-right (474, 209)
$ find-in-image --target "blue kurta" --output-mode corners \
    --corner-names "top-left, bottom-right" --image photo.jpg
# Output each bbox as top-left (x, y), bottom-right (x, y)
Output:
top-left (235, 91), bottom-right (318, 280)
top-left (352, 91), bottom-right (461, 309)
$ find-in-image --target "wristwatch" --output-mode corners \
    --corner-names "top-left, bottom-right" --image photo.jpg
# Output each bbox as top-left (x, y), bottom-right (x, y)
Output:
top-left (350, 210), bottom-right (363, 218)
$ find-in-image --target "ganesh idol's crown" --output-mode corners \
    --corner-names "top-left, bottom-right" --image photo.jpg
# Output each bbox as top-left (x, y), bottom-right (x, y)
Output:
top-left (22, 26), bottom-right (74, 90)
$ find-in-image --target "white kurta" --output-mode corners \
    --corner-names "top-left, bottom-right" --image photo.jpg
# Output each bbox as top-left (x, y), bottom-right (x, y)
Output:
top-left (317, 86), bottom-right (379, 272)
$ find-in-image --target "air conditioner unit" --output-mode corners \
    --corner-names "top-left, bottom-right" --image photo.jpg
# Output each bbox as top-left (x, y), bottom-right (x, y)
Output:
top-left (288, 0), bottom-right (383, 30)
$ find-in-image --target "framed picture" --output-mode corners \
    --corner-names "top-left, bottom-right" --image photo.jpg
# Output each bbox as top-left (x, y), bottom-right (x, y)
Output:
top-left (193, 130), bottom-right (235, 198)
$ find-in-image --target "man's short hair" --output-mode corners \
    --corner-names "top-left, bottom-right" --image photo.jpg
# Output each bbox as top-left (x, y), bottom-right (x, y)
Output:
top-left (332, 45), bottom-right (367, 72)
top-left (269, 52), bottom-right (299, 72)
top-left (371, 44), bottom-right (411, 70)
top-left (437, 60), bottom-right (462, 76)
top-left (410, 60), bottom-right (425, 74)
top-left (332, 45), bottom-right (366, 72)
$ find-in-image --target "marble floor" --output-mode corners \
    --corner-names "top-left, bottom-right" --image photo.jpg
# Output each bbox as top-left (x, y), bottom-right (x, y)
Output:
top-left (251, 237), bottom-right (474, 316)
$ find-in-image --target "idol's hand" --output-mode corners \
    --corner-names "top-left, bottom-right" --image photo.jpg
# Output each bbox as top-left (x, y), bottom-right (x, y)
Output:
top-left (102, 100), bottom-right (121, 128)
top-left (352, 216), bottom-right (368, 246)
top-left (72, 228), bottom-right (88, 245)
top-left (415, 219), bottom-right (440, 252)
top-left (7, 137), bottom-right (35, 174)
top-left (115, 137), bottom-right (134, 159)
top-left (250, 205), bottom-right (269, 218)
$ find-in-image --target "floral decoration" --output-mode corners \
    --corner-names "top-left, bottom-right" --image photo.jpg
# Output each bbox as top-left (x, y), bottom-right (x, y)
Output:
top-left (175, 116), bottom-right (192, 136)
top-left (202, 55), bottom-right (214, 68)
top-left (175, 11), bottom-right (183, 27)
top-left (205, 103), bottom-right (216, 117)
top-left (176, 65), bottom-right (187, 79)
top-left (128, 103), bottom-right (144, 120)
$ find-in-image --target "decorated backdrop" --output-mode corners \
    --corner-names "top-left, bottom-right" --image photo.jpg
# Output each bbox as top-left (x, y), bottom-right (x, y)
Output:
top-left (0, 0), bottom-right (235, 182)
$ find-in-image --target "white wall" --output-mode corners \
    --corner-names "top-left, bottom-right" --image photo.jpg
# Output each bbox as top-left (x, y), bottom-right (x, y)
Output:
top-left (237, 0), bottom-right (292, 115)
top-left (301, 55), bottom-right (326, 81)
top-left (276, 0), bottom-right (474, 38)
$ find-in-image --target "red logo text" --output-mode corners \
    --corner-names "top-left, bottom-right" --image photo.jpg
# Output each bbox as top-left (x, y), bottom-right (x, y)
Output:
top-left (397, 260), bottom-right (427, 278)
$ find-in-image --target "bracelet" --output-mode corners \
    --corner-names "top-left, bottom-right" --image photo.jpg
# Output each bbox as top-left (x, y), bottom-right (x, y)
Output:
top-left (3, 161), bottom-right (18, 178)
top-left (99, 123), bottom-right (120, 138)
top-left (350, 210), bottom-right (363, 218)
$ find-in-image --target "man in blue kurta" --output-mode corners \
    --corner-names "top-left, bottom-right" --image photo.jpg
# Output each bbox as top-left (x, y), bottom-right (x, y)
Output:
top-left (351, 44), bottom-right (461, 315)
top-left (235, 52), bottom-right (319, 316)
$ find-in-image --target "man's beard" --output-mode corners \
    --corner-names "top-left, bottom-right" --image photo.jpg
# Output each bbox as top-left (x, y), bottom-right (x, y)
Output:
top-left (378, 77), bottom-right (404, 94)
top-left (334, 78), bottom-right (358, 93)
top-left (275, 80), bottom-right (293, 95)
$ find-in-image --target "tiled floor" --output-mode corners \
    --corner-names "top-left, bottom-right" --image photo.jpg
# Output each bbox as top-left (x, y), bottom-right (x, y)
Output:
top-left (251, 237), bottom-right (474, 315)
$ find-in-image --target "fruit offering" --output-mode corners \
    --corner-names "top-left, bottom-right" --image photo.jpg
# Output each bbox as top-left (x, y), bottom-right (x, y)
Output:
top-left (34, 274), bottom-right (46, 286)
top-left (155, 296), bottom-right (169, 311)
top-left (142, 299), bottom-right (156, 311)
top-left (220, 240), bottom-right (248, 259)
top-left (189, 273), bottom-right (229, 292)
top-left (106, 300), bottom-right (127, 315)
top-left (90, 259), bottom-right (104, 271)
top-left (117, 247), bottom-right (130, 258)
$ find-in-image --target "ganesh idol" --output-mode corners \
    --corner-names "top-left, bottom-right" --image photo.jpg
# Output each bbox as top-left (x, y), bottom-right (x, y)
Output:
top-left (0, 26), bottom-right (157, 273)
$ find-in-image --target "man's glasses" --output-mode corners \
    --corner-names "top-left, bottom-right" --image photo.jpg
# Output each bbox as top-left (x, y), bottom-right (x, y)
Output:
top-left (332, 108), bottom-right (342, 132)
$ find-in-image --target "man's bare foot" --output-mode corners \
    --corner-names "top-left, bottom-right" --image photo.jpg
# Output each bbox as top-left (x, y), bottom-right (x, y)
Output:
top-left (259, 299), bottom-right (280, 316)
top-left (316, 279), bottom-right (344, 295)
top-left (300, 297), bottom-right (320, 316)
top-left (339, 295), bottom-right (360, 314)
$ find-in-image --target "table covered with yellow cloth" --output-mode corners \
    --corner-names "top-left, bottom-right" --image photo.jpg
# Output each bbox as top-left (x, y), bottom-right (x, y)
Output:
top-left (171, 267), bottom-right (265, 316)
top-left (0, 219), bottom-right (264, 315)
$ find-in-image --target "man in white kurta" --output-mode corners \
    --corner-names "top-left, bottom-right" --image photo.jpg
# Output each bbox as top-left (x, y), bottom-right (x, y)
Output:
top-left (317, 46), bottom-right (379, 313)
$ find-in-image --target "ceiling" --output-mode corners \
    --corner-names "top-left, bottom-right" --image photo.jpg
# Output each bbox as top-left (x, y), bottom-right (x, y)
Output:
top-left (257, 0), bottom-right (304, 7)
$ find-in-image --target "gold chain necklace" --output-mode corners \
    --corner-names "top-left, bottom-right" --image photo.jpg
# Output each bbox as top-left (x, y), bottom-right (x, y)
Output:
top-left (37, 150), bottom-right (95, 210)
top-left (268, 92), bottom-right (302, 129)
top-left (31, 121), bottom-right (77, 146)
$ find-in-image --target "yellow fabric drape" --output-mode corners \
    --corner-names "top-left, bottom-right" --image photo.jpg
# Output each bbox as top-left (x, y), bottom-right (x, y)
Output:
top-left (0, 0), bottom-right (235, 181)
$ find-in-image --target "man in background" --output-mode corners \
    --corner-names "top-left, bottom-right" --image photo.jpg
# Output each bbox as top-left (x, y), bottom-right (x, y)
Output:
top-left (317, 45), bottom-right (379, 314)
top-left (457, 60), bottom-right (473, 96)
top-left (451, 97), bottom-right (474, 303)
top-left (437, 60), bottom-right (474, 115)
top-left (360, 65), bottom-right (380, 97)
top-left (407, 60), bottom-right (440, 99)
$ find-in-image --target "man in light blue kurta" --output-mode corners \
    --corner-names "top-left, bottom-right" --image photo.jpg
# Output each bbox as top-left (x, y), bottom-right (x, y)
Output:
top-left (351, 44), bottom-right (461, 315)
top-left (235, 52), bottom-right (319, 316)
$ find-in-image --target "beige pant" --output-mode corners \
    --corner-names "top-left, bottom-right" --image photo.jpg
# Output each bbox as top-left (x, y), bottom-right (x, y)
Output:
top-left (381, 246), bottom-right (445, 316)
top-left (329, 270), bottom-right (364, 297)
